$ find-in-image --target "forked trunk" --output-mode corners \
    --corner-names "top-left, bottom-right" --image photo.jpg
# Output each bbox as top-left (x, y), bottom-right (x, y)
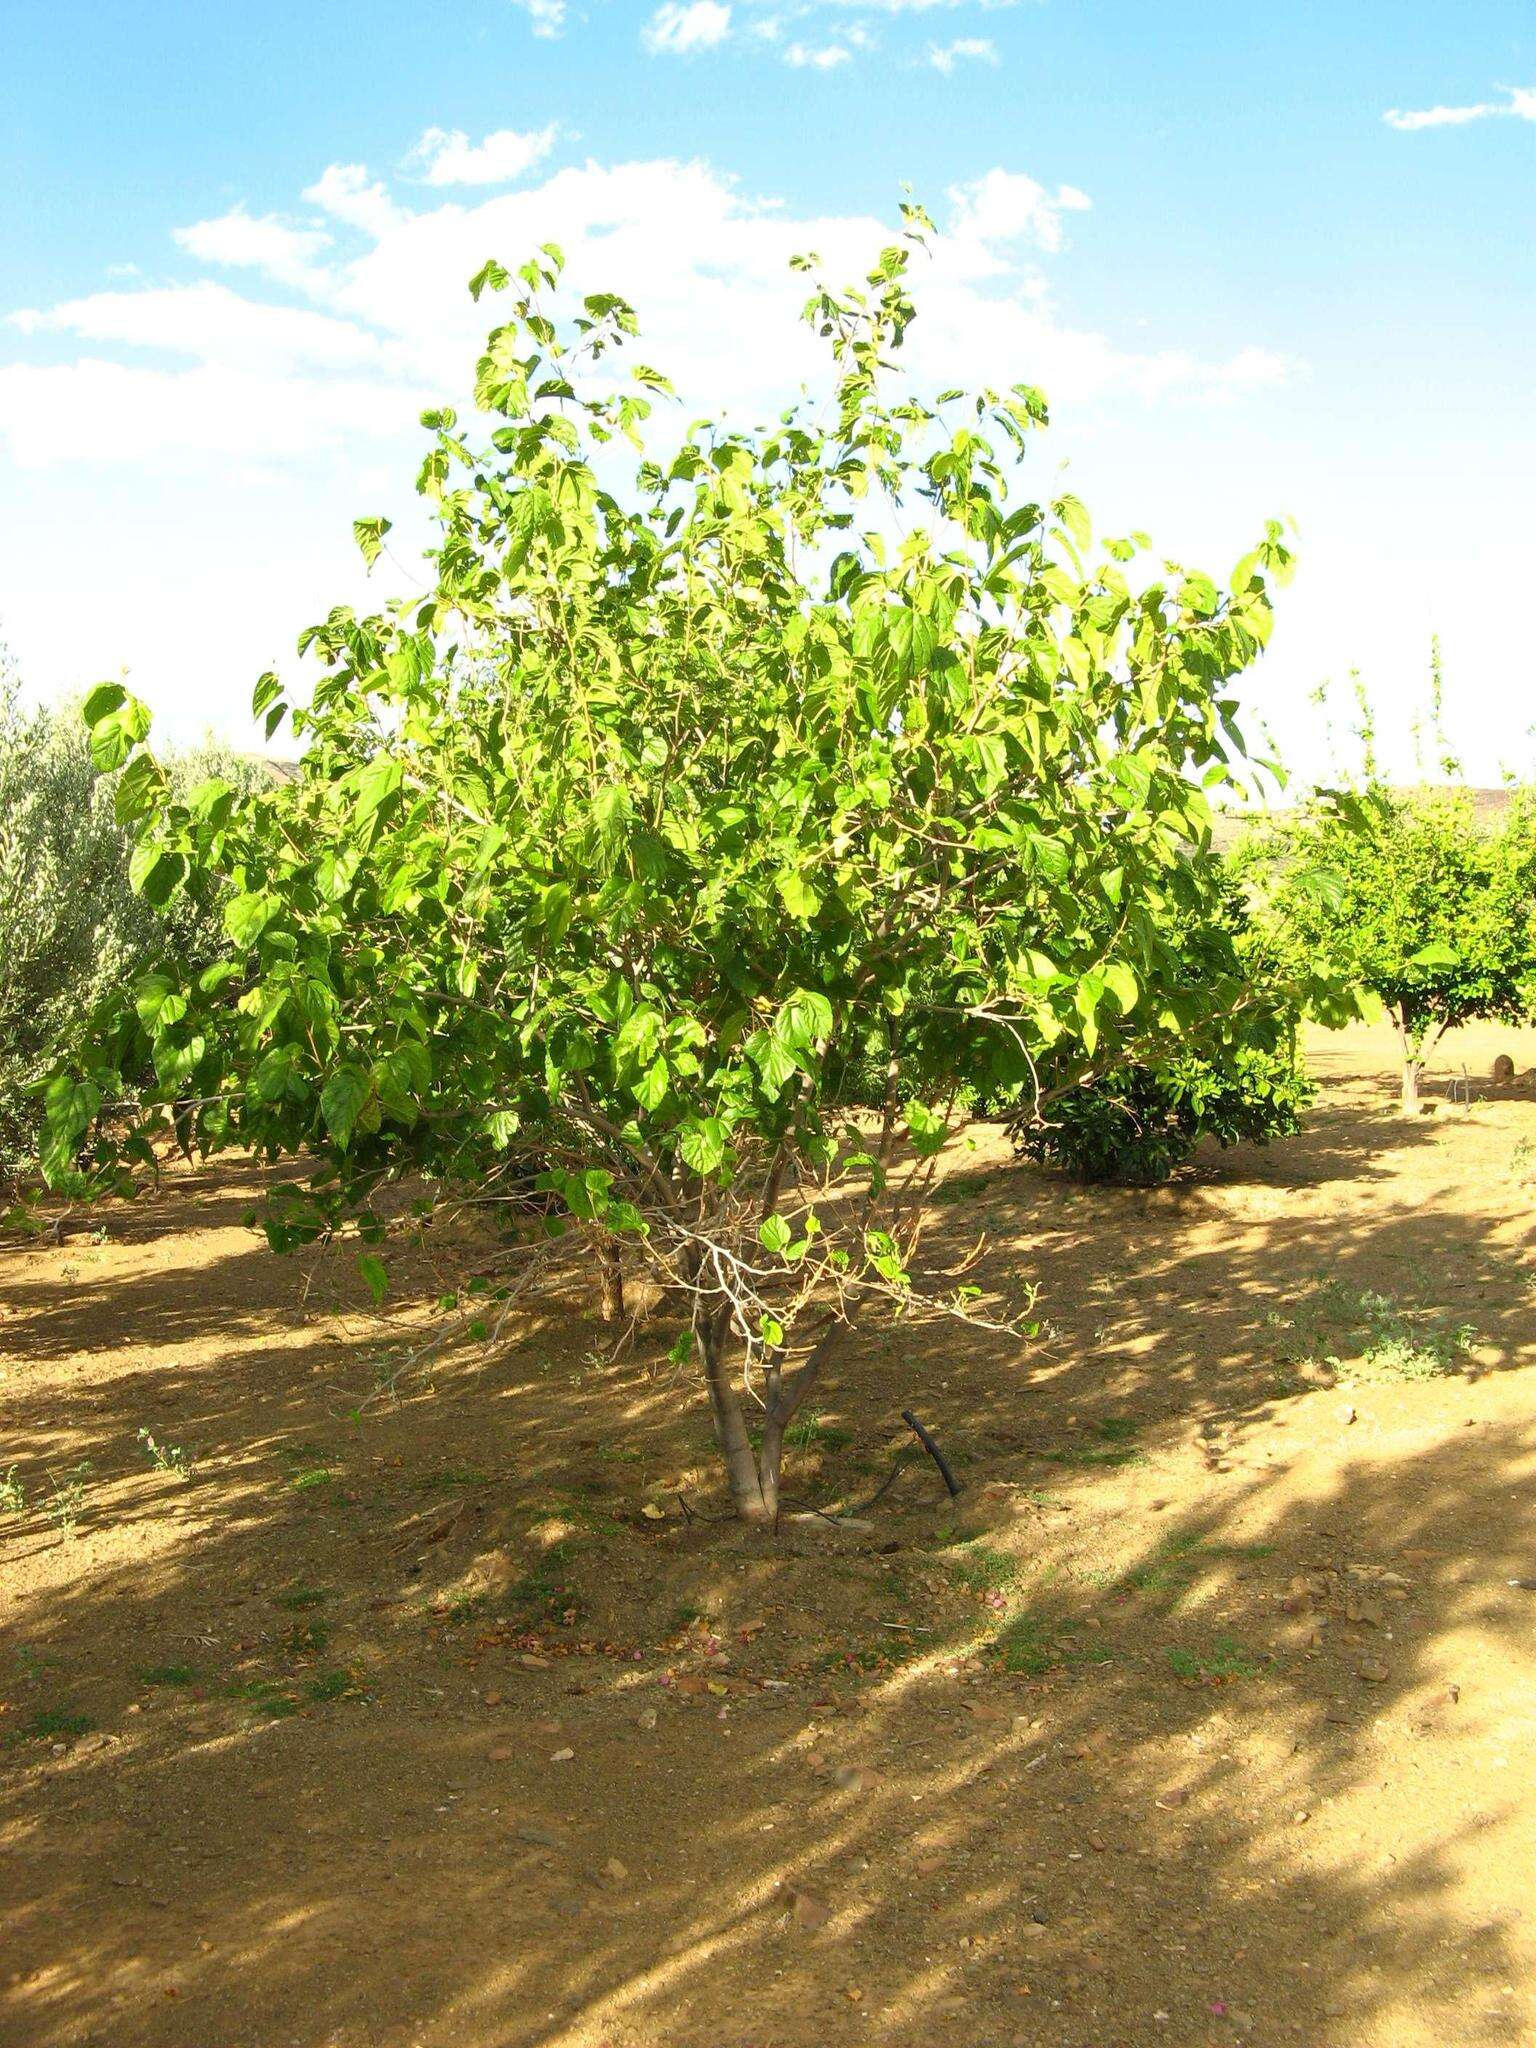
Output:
top-left (696, 1311), bottom-right (843, 1525)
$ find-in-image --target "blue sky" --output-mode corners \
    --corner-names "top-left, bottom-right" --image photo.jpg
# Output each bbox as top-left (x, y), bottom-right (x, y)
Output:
top-left (2, 0), bottom-right (1534, 782)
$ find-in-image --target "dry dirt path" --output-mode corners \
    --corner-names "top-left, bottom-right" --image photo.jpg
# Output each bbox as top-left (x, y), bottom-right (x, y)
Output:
top-left (4, 1022), bottom-right (1536, 2048)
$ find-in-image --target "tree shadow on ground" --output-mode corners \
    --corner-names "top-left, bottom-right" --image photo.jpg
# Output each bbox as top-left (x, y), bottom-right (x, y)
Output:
top-left (4, 1047), bottom-right (1536, 2048)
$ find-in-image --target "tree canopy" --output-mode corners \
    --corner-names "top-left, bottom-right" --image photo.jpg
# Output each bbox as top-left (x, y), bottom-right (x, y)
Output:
top-left (1243, 786), bottom-right (1536, 1110)
top-left (46, 213), bottom-right (1298, 1520)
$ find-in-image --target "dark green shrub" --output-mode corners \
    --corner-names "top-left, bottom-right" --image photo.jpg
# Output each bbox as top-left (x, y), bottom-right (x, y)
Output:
top-left (1015, 1039), bottom-right (1310, 1185)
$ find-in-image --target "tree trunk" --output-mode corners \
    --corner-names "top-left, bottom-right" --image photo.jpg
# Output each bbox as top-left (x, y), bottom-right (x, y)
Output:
top-left (595, 1237), bottom-right (624, 1323)
top-left (1400, 1059), bottom-right (1423, 1116)
top-left (698, 1308), bottom-right (773, 1523)
top-left (696, 1312), bottom-right (845, 1525)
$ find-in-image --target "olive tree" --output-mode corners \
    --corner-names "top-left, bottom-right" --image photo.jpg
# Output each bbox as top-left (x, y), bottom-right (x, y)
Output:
top-left (46, 215), bottom-right (1295, 1522)
top-left (0, 657), bottom-right (260, 1181)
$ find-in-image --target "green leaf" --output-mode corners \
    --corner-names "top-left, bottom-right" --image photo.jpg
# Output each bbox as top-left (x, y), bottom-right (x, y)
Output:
top-left (904, 1099), bottom-right (948, 1158)
top-left (680, 1118), bottom-right (728, 1176)
top-left (758, 1213), bottom-right (792, 1256)
top-left (1102, 962), bottom-right (1140, 1015)
top-left (356, 1253), bottom-right (389, 1305)
top-left (225, 892), bottom-right (276, 949)
top-left (320, 1067), bottom-right (371, 1150)
top-left (776, 870), bottom-right (821, 921)
top-left (353, 516), bottom-right (393, 568)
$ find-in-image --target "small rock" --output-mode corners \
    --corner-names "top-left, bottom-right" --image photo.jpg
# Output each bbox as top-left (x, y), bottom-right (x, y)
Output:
top-left (1357, 1658), bottom-right (1390, 1684)
top-left (550, 1747), bottom-right (575, 1762)
top-left (636, 1708), bottom-right (658, 1731)
top-left (786, 1883), bottom-right (831, 1930)
top-left (832, 1764), bottom-right (881, 1793)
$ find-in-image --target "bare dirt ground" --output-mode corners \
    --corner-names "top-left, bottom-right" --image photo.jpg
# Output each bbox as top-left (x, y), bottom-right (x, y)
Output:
top-left (4, 1021), bottom-right (1536, 2048)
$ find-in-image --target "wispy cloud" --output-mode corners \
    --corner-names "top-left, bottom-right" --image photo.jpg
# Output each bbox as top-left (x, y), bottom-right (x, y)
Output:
top-left (302, 163), bottom-right (404, 237)
top-left (1, 149), bottom-right (1293, 479)
top-left (1384, 84), bottom-right (1536, 131)
top-left (509, 0), bottom-right (566, 38)
top-left (642, 1), bottom-right (732, 54)
top-left (405, 124), bottom-right (558, 186)
top-left (947, 167), bottom-right (1089, 254)
top-left (928, 35), bottom-right (996, 71)
top-left (784, 39), bottom-right (851, 67)
top-left (172, 207), bottom-right (333, 295)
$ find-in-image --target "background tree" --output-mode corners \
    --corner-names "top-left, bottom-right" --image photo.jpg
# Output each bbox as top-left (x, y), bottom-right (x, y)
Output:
top-left (1243, 785), bottom-right (1536, 1112)
top-left (0, 653), bottom-right (261, 1187)
top-left (44, 218), bottom-right (1296, 1522)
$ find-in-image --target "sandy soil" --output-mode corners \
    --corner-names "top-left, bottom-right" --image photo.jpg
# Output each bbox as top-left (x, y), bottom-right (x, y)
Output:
top-left (3, 1021), bottom-right (1536, 2048)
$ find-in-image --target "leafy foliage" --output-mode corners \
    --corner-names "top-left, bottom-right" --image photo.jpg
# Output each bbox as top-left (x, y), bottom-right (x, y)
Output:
top-left (1010, 875), bottom-right (1311, 1183)
top-left (1243, 784), bottom-right (1536, 1106)
top-left (1018, 1042), bottom-right (1310, 1185)
top-left (45, 213), bottom-right (1295, 1519)
top-left (0, 657), bottom-right (261, 1179)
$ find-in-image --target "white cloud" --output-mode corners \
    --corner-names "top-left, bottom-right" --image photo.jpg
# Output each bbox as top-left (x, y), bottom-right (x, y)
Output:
top-left (1384, 84), bottom-right (1536, 131)
top-left (0, 146), bottom-right (1311, 764)
top-left (0, 358), bottom-right (427, 469)
top-left (173, 206), bottom-right (333, 294)
top-left (643, 1), bottom-right (732, 54)
top-left (0, 153), bottom-right (1293, 482)
top-left (928, 35), bottom-right (996, 71)
top-left (406, 124), bottom-right (559, 186)
top-left (8, 281), bottom-right (389, 375)
top-left (784, 40), bottom-right (850, 67)
top-left (947, 168), bottom-right (1091, 254)
top-left (302, 162), bottom-right (405, 237)
top-left (510, 0), bottom-right (566, 37)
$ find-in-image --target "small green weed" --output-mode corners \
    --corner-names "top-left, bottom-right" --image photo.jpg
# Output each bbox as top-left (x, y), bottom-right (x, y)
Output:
top-left (137, 1664), bottom-right (199, 1687)
top-left (7, 1707), bottom-right (92, 1745)
top-left (1297, 1282), bottom-right (1475, 1381)
top-left (138, 1428), bottom-right (195, 1478)
top-left (283, 1620), bottom-right (331, 1657)
top-left (785, 1412), bottom-right (854, 1453)
top-left (1, 1466), bottom-right (25, 1514)
top-left (222, 1677), bottom-right (299, 1719)
top-left (944, 1542), bottom-right (1017, 1598)
top-left (304, 1670), bottom-right (360, 1704)
top-left (416, 1464), bottom-right (490, 1491)
top-left (990, 1609), bottom-right (1058, 1675)
top-left (42, 1461), bottom-right (92, 1536)
top-left (272, 1584), bottom-right (329, 1611)
top-left (1168, 1635), bottom-right (1264, 1683)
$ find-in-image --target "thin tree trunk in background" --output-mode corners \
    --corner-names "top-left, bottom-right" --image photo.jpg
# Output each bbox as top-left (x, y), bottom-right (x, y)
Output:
top-left (596, 1237), bottom-right (624, 1322)
top-left (1396, 1008), bottom-right (1425, 1118)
